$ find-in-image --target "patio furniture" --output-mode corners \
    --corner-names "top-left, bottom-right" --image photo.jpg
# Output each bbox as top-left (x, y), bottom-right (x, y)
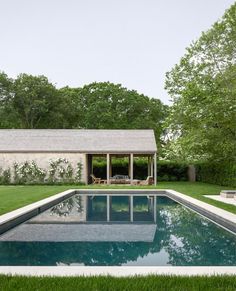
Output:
top-left (139, 176), bottom-right (154, 186)
top-left (220, 190), bottom-right (236, 198)
top-left (131, 179), bottom-right (140, 185)
top-left (90, 174), bottom-right (107, 184)
top-left (110, 175), bottom-right (130, 184)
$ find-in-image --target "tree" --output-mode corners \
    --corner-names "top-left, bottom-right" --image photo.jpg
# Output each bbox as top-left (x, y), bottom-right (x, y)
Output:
top-left (0, 72), bottom-right (18, 128)
top-left (11, 74), bottom-right (62, 128)
top-left (60, 82), bottom-right (168, 147)
top-left (164, 3), bottom-right (236, 163)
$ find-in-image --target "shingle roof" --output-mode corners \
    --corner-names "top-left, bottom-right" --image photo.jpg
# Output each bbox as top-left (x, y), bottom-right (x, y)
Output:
top-left (0, 129), bottom-right (157, 153)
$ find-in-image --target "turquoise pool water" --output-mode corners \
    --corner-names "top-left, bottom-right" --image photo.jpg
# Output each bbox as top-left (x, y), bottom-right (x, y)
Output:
top-left (0, 195), bottom-right (235, 266)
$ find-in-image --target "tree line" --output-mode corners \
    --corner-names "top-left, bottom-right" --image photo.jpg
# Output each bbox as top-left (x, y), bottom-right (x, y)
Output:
top-left (0, 74), bottom-right (168, 149)
top-left (0, 3), bottom-right (235, 165)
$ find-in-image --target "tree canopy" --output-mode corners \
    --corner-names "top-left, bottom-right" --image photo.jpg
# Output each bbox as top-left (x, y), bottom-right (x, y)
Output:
top-left (164, 3), bottom-right (236, 163)
top-left (60, 82), bottom-right (168, 142)
top-left (0, 75), bottom-right (167, 147)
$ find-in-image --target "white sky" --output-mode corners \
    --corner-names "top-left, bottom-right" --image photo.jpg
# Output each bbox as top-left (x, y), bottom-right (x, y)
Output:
top-left (0, 0), bottom-right (234, 104)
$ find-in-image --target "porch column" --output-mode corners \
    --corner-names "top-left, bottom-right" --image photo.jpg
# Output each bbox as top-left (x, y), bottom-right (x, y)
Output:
top-left (128, 155), bottom-right (130, 177)
top-left (130, 195), bottom-right (133, 222)
top-left (154, 153), bottom-right (157, 186)
top-left (130, 153), bottom-right (134, 183)
top-left (107, 153), bottom-right (110, 184)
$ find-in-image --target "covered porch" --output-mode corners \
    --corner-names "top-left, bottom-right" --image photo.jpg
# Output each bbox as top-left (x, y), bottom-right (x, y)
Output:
top-left (86, 152), bottom-right (157, 185)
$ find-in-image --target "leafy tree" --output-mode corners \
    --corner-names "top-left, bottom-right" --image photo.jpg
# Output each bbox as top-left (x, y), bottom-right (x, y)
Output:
top-left (164, 3), bottom-right (236, 163)
top-left (0, 73), bottom-right (167, 148)
top-left (60, 82), bottom-right (168, 147)
top-left (0, 72), bottom-right (18, 128)
top-left (11, 74), bottom-right (63, 128)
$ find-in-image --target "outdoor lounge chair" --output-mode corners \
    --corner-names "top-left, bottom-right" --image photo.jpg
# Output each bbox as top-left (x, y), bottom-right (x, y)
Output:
top-left (139, 176), bottom-right (154, 186)
top-left (90, 174), bottom-right (107, 184)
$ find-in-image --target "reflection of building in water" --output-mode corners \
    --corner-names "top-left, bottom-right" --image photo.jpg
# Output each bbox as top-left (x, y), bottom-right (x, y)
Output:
top-left (87, 195), bottom-right (157, 223)
top-left (29, 194), bottom-right (157, 223)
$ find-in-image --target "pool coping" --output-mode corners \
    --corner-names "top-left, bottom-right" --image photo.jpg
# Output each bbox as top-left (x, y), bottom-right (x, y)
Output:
top-left (0, 266), bottom-right (236, 277)
top-left (0, 189), bottom-right (77, 235)
top-left (0, 188), bottom-right (235, 276)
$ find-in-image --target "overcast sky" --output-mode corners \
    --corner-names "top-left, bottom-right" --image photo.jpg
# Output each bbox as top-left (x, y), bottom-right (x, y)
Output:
top-left (0, 0), bottom-right (234, 104)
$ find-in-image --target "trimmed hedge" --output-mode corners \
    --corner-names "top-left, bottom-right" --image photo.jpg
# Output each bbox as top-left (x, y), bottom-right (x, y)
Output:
top-left (196, 161), bottom-right (236, 187)
top-left (93, 158), bottom-right (188, 181)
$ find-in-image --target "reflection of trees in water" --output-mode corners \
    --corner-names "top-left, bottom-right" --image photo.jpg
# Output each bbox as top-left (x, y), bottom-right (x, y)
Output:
top-left (0, 196), bottom-right (235, 266)
top-left (156, 197), bottom-right (236, 266)
top-left (0, 241), bottom-right (161, 266)
top-left (50, 195), bottom-right (83, 217)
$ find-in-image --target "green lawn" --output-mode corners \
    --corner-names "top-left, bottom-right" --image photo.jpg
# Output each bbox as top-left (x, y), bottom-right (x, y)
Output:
top-left (0, 275), bottom-right (236, 291)
top-left (0, 182), bottom-right (235, 215)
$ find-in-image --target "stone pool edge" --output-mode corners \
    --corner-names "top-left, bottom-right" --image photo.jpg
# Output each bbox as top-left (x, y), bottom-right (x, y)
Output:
top-left (0, 189), bottom-right (77, 235)
top-left (0, 266), bottom-right (235, 277)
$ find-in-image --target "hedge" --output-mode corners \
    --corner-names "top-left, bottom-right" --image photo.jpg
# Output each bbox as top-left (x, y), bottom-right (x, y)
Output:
top-left (93, 158), bottom-right (188, 181)
top-left (196, 161), bottom-right (236, 187)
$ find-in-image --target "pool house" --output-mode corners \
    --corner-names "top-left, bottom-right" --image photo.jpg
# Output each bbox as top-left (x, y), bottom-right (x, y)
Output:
top-left (0, 129), bottom-right (157, 185)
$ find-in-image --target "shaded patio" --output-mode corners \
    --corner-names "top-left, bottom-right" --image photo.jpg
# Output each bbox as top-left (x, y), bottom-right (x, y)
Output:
top-left (87, 153), bottom-right (157, 185)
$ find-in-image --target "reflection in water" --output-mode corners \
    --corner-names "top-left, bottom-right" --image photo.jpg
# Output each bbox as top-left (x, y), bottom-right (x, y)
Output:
top-left (36, 194), bottom-right (156, 223)
top-left (51, 195), bottom-right (84, 217)
top-left (0, 196), bottom-right (235, 266)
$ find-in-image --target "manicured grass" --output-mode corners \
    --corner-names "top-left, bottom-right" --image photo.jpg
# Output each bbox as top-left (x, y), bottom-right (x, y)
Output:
top-left (0, 275), bottom-right (236, 291)
top-left (0, 182), bottom-right (235, 216)
top-left (155, 181), bottom-right (236, 214)
top-left (0, 185), bottom-right (72, 215)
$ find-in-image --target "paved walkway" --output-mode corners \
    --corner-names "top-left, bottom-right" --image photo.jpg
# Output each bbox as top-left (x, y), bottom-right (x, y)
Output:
top-left (204, 195), bottom-right (236, 206)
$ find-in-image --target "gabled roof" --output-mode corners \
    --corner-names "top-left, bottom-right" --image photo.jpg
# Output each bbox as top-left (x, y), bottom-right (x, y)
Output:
top-left (0, 129), bottom-right (157, 154)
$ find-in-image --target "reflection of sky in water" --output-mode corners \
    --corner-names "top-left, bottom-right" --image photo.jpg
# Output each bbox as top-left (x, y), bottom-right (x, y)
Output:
top-left (123, 249), bottom-right (170, 266)
top-left (0, 196), bottom-right (235, 266)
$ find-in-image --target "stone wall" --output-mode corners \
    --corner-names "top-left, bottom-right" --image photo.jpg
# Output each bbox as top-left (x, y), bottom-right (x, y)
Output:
top-left (0, 152), bottom-right (87, 183)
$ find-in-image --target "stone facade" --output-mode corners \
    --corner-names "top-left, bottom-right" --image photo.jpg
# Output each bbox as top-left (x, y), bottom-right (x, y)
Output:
top-left (0, 152), bottom-right (87, 183)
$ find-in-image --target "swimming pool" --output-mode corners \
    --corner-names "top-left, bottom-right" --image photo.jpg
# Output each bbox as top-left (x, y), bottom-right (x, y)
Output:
top-left (0, 191), bottom-right (235, 267)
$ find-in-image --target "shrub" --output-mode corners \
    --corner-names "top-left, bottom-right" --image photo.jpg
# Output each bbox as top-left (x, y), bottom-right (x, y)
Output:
top-left (13, 161), bottom-right (46, 184)
top-left (48, 158), bottom-right (76, 184)
top-left (196, 161), bottom-right (236, 187)
top-left (0, 159), bottom-right (84, 185)
top-left (0, 168), bottom-right (11, 184)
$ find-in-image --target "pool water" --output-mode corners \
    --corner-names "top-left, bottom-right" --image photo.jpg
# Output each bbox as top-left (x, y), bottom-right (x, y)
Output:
top-left (0, 195), bottom-right (235, 266)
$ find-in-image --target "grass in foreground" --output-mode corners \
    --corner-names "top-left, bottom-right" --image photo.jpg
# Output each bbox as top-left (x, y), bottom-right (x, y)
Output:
top-left (0, 275), bottom-right (236, 291)
top-left (0, 182), bottom-right (235, 215)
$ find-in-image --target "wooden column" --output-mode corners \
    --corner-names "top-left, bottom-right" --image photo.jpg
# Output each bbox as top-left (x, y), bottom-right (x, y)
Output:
top-left (154, 153), bottom-right (157, 185)
top-left (130, 153), bottom-right (134, 183)
top-left (128, 155), bottom-right (131, 178)
top-left (107, 153), bottom-right (110, 184)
